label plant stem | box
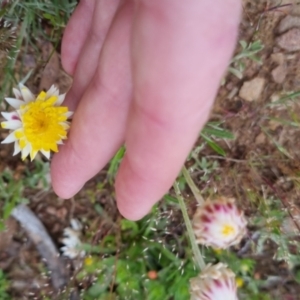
[182,166,205,205]
[173,181,205,270]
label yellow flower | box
[1,84,72,160]
[192,197,247,249]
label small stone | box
[278,15,300,33]
[286,53,297,60]
[270,53,285,65]
[271,65,287,84]
[57,207,68,219]
[46,206,57,215]
[255,132,266,145]
[276,28,300,52]
[268,120,281,131]
[271,93,280,102]
[290,3,300,16]
[239,77,265,102]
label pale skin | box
[51,0,241,220]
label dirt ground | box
[1,0,300,299]
[212,1,300,215]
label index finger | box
[115,0,241,220]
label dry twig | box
[11,204,68,291]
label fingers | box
[115,0,241,220]
[61,0,96,75]
[51,1,135,199]
[64,0,121,110]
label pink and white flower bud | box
[192,197,247,249]
[190,263,238,300]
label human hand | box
[51,0,241,220]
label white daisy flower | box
[1,83,72,160]
[61,219,85,259]
[192,197,247,249]
[190,263,238,300]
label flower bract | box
[192,197,247,249]
[1,84,72,160]
[190,263,238,300]
[61,219,85,259]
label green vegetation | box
[0,270,10,300]
[78,205,197,300]
[1,1,300,299]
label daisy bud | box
[192,197,247,249]
[190,263,238,300]
[61,219,85,259]
[1,84,73,161]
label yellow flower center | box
[17,91,68,153]
[84,257,94,266]
[221,224,236,237]
[236,277,244,288]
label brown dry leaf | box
[39,42,60,91]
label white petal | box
[55,93,65,106]
[13,88,22,100]
[18,83,35,103]
[46,85,59,98]
[5,97,24,109]
[41,149,50,159]
[70,219,82,231]
[13,141,21,155]
[1,111,20,121]
[61,247,78,259]
[65,111,73,118]
[60,122,70,129]
[21,143,31,160]
[63,228,78,239]
[1,120,22,130]
[62,232,81,247]
[62,238,77,249]
[2,131,18,144]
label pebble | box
[276,28,300,51]
[239,77,265,102]
[255,132,266,145]
[45,206,57,215]
[271,93,280,102]
[270,53,285,65]
[268,120,281,131]
[271,65,287,84]
[278,15,300,33]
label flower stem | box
[182,166,204,205]
[173,181,206,270]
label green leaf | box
[228,67,243,79]
[145,281,167,300]
[107,146,126,178]
[202,127,234,139]
[239,40,247,49]
[121,219,139,235]
[201,133,226,156]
